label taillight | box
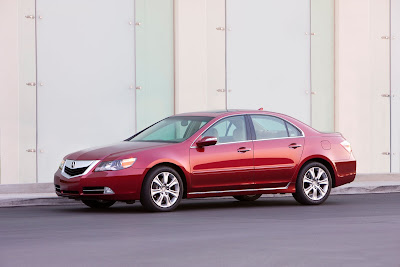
[340,140,352,153]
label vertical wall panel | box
[0,0,19,184]
[335,0,390,173]
[174,0,226,113]
[226,0,311,124]
[311,0,335,132]
[18,0,37,183]
[36,0,135,182]
[135,0,174,130]
[391,0,400,172]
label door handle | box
[237,147,251,153]
[288,143,302,149]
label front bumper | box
[54,167,145,201]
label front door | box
[189,116,253,192]
[250,115,304,188]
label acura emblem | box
[71,161,76,168]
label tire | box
[292,161,332,205]
[233,194,262,201]
[81,199,116,209]
[140,166,184,212]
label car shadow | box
[57,196,342,214]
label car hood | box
[66,141,174,161]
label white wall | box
[0,0,20,184]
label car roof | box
[173,109,286,118]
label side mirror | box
[196,136,218,147]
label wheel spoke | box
[153,177,163,187]
[312,188,318,200]
[316,168,324,180]
[168,189,179,198]
[317,185,326,195]
[304,177,314,184]
[155,194,163,206]
[165,194,171,206]
[151,189,162,196]
[304,185,313,195]
[319,178,329,185]
[162,172,169,184]
[168,177,178,187]
[308,168,316,179]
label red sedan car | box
[54,110,356,212]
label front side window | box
[129,116,213,143]
[201,116,247,144]
[250,115,301,140]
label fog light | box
[104,187,115,195]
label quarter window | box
[202,116,247,144]
[286,122,302,137]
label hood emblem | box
[71,161,76,168]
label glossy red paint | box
[54,110,356,202]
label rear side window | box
[250,115,302,140]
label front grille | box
[83,187,105,195]
[64,166,88,177]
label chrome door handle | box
[288,144,302,149]
[237,147,251,153]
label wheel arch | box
[296,156,337,187]
[142,162,188,198]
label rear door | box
[189,115,254,192]
[250,115,304,188]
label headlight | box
[94,158,136,172]
[59,159,66,170]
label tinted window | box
[130,116,213,143]
[202,116,247,144]
[286,122,302,137]
[250,115,288,140]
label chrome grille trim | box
[61,160,100,179]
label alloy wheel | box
[302,167,329,201]
[151,172,180,208]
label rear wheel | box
[81,199,116,209]
[292,162,332,205]
[233,194,262,201]
[140,166,183,212]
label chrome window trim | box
[190,139,252,149]
[188,183,290,195]
[252,136,305,142]
[190,113,305,148]
[61,160,101,179]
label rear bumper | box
[334,159,357,187]
[54,168,145,201]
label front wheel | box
[140,166,184,212]
[81,199,116,209]
[292,162,332,205]
[233,194,262,201]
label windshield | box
[129,116,213,143]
